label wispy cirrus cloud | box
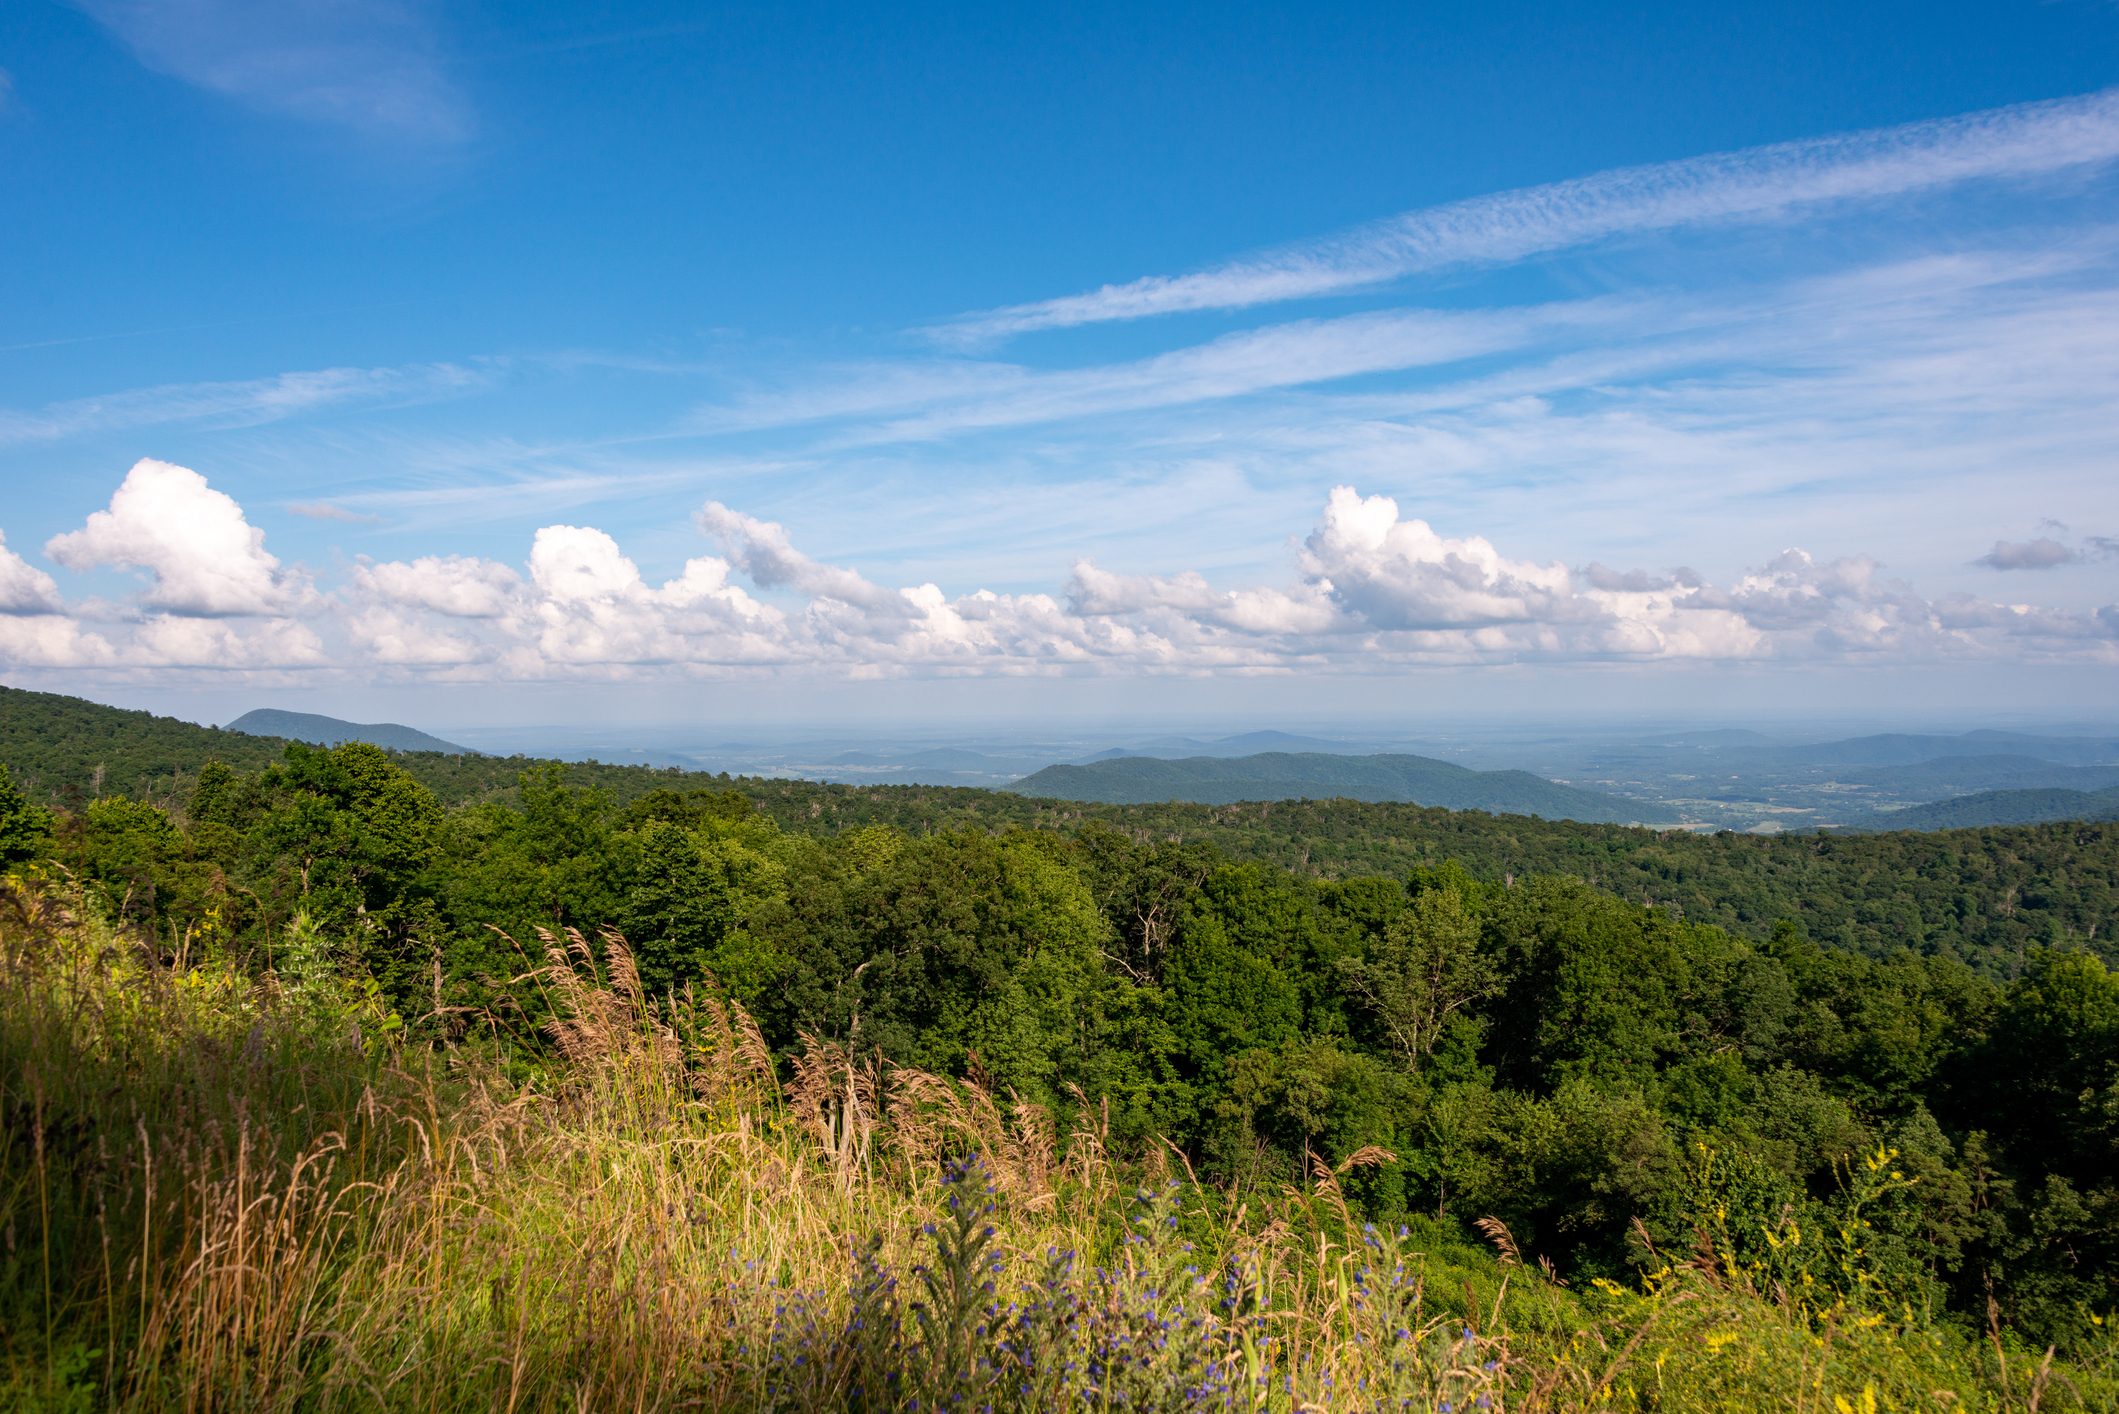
[699,299,1637,446]
[176,238,2109,611]
[285,501,383,525]
[75,0,471,143]
[0,360,494,447]
[931,87,2119,346]
[688,241,2119,499]
[1104,274,2119,585]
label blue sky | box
[3,0,2118,728]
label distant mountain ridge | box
[225,709,468,756]
[1732,730,2119,770]
[1013,751,1678,825]
[1858,785,2119,831]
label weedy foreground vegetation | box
[0,876,2112,1412]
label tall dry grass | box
[2,874,2112,1411]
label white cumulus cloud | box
[5,466,2115,682]
[697,502,910,620]
[354,555,521,618]
[345,607,490,666]
[1298,487,1583,632]
[131,615,325,669]
[0,614,118,668]
[45,459,306,616]
[0,531,62,615]
[1978,537,2078,570]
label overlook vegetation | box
[3,691,2119,1406]
[7,874,2110,1412]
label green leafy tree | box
[1162,906,1302,1077]
[236,743,447,1001]
[619,816,786,999]
[0,762,52,866]
[1338,884,1498,1074]
[78,795,188,934]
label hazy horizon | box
[42,679,2119,748]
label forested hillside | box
[1868,785,2119,831]
[0,684,290,800]
[1013,749,1678,823]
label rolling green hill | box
[1014,750,1678,824]
[226,707,468,755]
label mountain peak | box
[225,709,468,756]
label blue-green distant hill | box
[1859,785,2119,831]
[1013,751,1677,825]
[225,709,468,756]
[1837,754,2119,797]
